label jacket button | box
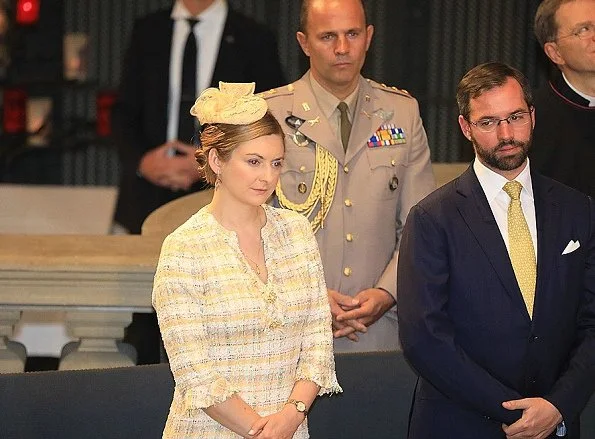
[343,165,349,173]
[346,233,353,242]
[344,199,352,207]
[343,267,352,277]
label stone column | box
[0,310,26,372]
[59,311,136,370]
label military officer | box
[264,0,435,352]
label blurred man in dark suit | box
[113,0,285,364]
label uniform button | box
[343,165,349,173]
[343,267,352,276]
[299,165,306,173]
[391,159,396,166]
[344,199,352,207]
[346,233,353,242]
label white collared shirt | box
[167,0,227,141]
[473,158,538,257]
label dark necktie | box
[338,102,351,152]
[178,18,199,143]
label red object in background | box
[3,88,28,134]
[16,0,41,25]
[96,90,117,137]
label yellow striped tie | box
[503,181,536,318]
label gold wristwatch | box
[285,399,308,415]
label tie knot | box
[187,18,199,29]
[503,180,523,201]
[337,101,349,116]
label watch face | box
[296,401,306,412]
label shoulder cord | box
[275,144,338,233]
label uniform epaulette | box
[365,78,412,99]
[257,83,296,99]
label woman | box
[152,82,341,439]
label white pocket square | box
[562,240,580,255]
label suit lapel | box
[455,167,531,321]
[210,10,236,86]
[345,78,386,164]
[532,173,560,320]
[291,74,344,164]
[153,12,174,141]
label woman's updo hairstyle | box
[190,82,284,186]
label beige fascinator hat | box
[190,82,268,126]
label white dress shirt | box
[473,158,537,258]
[167,0,227,141]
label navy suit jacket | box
[397,165,595,439]
[112,8,286,233]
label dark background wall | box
[1,0,547,186]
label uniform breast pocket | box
[366,147,408,200]
[278,148,316,204]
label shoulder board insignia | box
[261,84,295,100]
[366,78,413,99]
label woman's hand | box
[247,405,304,439]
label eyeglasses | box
[468,110,533,133]
[557,23,595,41]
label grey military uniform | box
[265,72,435,352]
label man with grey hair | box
[530,0,595,198]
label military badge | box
[367,124,407,148]
[285,116,310,147]
[292,131,309,147]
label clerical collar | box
[562,73,595,107]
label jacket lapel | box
[291,74,344,164]
[532,172,560,321]
[152,12,174,141]
[211,10,236,86]
[455,167,531,321]
[345,77,386,164]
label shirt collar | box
[473,157,534,202]
[308,74,359,121]
[171,0,226,21]
[562,72,595,107]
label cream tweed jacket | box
[153,204,341,438]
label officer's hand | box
[327,289,366,341]
[335,288,395,328]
